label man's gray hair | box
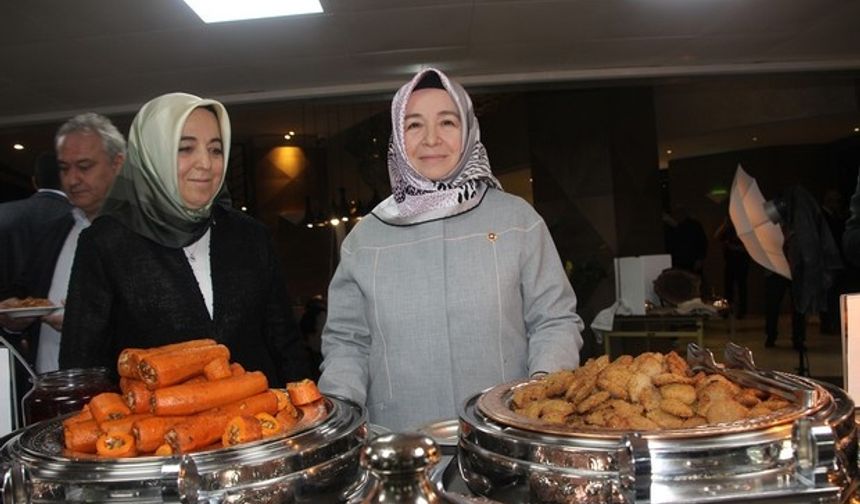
[55,112,126,160]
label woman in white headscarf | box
[319,69,584,431]
[60,93,311,385]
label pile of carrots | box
[62,339,325,458]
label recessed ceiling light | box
[182,0,323,24]
[288,131,295,136]
[666,149,673,155]
[854,127,859,133]
[284,134,291,140]
[752,136,758,142]
[13,143,24,150]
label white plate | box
[0,306,61,318]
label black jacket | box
[0,191,72,298]
[59,205,312,386]
[845,173,860,268]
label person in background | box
[318,68,584,432]
[59,93,311,386]
[846,173,860,266]
[0,113,125,373]
[663,204,708,287]
[0,152,72,300]
[820,189,847,334]
[714,216,750,319]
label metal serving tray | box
[1,395,367,503]
[457,373,857,503]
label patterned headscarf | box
[100,92,231,247]
[372,68,502,225]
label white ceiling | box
[3,0,860,128]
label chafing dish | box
[1,395,366,503]
[457,363,857,503]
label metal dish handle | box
[1,461,30,504]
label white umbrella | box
[729,165,792,279]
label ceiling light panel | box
[183,0,323,23]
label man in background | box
[0,153,71,300]
[0,112,125,373]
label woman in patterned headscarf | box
[60,93,311,385]
[319,69,584,431]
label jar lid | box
[30,367,112,388]
[361,432,440,474]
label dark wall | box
[526,87,663,358]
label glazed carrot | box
[62,407,93,428]
[255,412,281,437]
[89,393,131,424]
[64,420,102,453]
[230,363,245,377]
[99,414,152,435]
[203,358,231,381]
[132,415,189,453]
[139,344,230,389]
[271,389,293,412]
[123,379,153,414]
[286,379,323,406]
[96,432,137,458]
[166,391,278,453]
[117,348,147,379]
[154,444,173,456]
[276,408,299,433]
[151,371,268,416]
[118,339,218,379]
[297,400,328,426]
[222,415,263,447]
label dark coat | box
[781,186,842,314]
[59,205,312,386]
[0,190,72,298]
[3,213,75,365]
[845,173,860,267]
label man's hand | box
[42,311,63,332]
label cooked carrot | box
[64,420,102,453]
[255,412,281,437]
[297,400,328,426]
[222,415,263,447]
[139,344,230,389]
[117,348,146,379]
[203,358,231,381]
[122,379,153,414]
[119,340,218,379]
[99,414,151,435]
[271,389,293,412]
[154,444,173,456]
[62,407,93,428]
[132,415,188,453]
[166,391,278,453]
[89,393,131,424]
[96,432,137,458]
[286,379,323,406]
[230,362,245,376]
[151,371,268,416]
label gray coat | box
[319,189,584,431]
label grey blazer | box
[319,189,583,431]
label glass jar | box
[22,367,116,425]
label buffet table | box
[603,315,704,358]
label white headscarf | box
[372,68,501,225]
[101,92,231,247]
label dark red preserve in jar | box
[22,367,116,425]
